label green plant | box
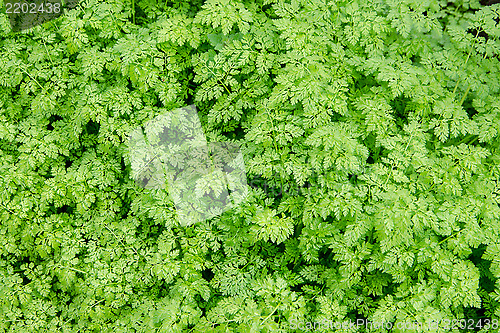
[1,0,500,332]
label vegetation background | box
[1,0,500,332]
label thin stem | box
[89,299,105,308]
[104,223,138,255]
[384,101,427,188]
[452,29,480,97]
[259,301,281,327]
[458,52,487,106]
[467,136,478,146]
[42,39,53,65]
[383,123,415,188]
[0,202,21,219]
[457,134,474,145]
[438,230,462,245]
[458,83,471,106]
[19,67,44,90]
[203,62,232,94]
[264,105,284,192]
[60,265,87,275]
[133,149,163,181]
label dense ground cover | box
[1,0,500,332]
